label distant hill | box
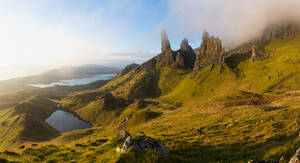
[0,65,120,94]
[2,23,300,162]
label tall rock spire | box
[176,38,196,68]
[180,38,189,51]
[193,30,225,72]
[161,29,171,53]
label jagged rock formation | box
[116,131,170,154]
[260,22,300,44]
[251,45,271,62]
[119,63,139,76]
[161,29,171,53]
[193,30,225,72]
[228,21,300,56]
[289,148,300,163]
[148,30,196,69]
[176,38,196,68]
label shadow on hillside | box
[170,132,300,162]
[225,52,252,78]
[127,69,161,100]
[264,72,300,93]
[260,106,288,111]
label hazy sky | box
[0,0,170,67]
[0,0,300,68]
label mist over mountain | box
[2,1,300,163]
[168,0,300,47]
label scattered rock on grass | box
[118,130,130,139]
[248,159,278,163]
[289,148,300,163]
[116,131,170,154]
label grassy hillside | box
[2,34,300,162]
[0,65,119,94]
[0,96,59,149]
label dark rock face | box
[99,93,116,108]
[193,30,225,72]
[228,21,300,56]
[261,22,300,44]
[157,35,196,69]
[176,38,196,68]
[119,63,139,76]
[116,131,170,154]
[161,29,171,53]
[251,45,271,62]
[156,50,176,67]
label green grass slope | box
[2,34,300,162]
[0,96,59,149]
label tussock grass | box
[2,34,300,162]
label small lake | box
[45,110,92,133]
[31,73,116,88]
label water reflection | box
[45,110,91,132]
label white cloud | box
[167,0,300,47]
[0,0,145,68]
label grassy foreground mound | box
[0,95,59,149]
[2,34,300,162]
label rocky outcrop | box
[118,113,132,128]
[118,130,130,139]
[137,30,196,70]
[289,148,300,163]
[175,38,196,68]
[119,63,139,76]
[161,29,171,53]
[157,32,196,69]
[251,45,271,62]
[193,30,225,72]
[261,22,300,44]
[156,50,176,67]
[228,21,300,56]
[116,131,170,154]
[99,93,116,109]
[248,159,278,163]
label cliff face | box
[122,30,224,76]
[228,21,300,56]
[175,39,196,69]
[161,29,171,53]
[260,22,300,44]
[251,45,271,62]
[193,31,225,72]
[156,31,196,69]
[119,63,139,76]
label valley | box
[0,65,119,94]
[1,22,300,162]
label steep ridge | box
[62,30,223,126]
[3,25,300,162]
[194,30,225,72]
[0,96,59,149]
[52,28,300,162]
[228,21,300,56]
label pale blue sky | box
[0,0,296,68]
[0,0,207,67]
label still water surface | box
[45,110,92,132]
[31,73,116,88]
